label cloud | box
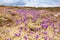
[0,0,25,6]
[24,0,60,7]
[0,0,60,7]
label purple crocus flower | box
[29,10,37,14]
[16,20,20,25]
[16,10,28,15]
[32,17,37,22]
[29,31,34,34]
[58,24,60,27]
[35,28,40,31]
[24,36,28,40]
[20,26,23,29]
[15,33,20,37]
[58,29,60,32]
[50,23,54,27]
[24,27,29,31]
[6,38,11,40]
[35,34,39,39]
[23,17,28,23]
[41,23,48,28]
[44,36,48,40]
[43,31,47,34]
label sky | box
[0,0,60,7]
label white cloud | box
[1,0,18,4]
[0,0,60,7]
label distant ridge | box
[0,5,60,12]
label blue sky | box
[0,0,60,7]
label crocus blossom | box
[15,33,20,37]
